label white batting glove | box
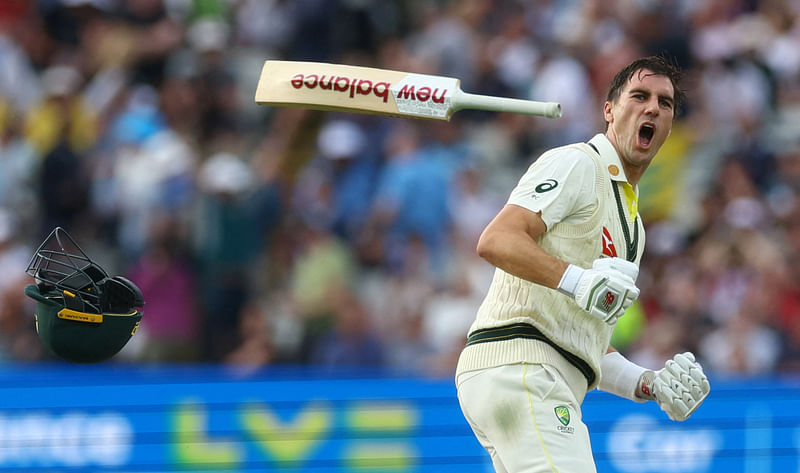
[592,257,639,281]
[557,257,640,324]
[637,352,711,421]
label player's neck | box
[604,131,647,187]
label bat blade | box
[254,61,561,120]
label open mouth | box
[638,123,655,148]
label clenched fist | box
[638,352,711,421]
[558,257,640,324]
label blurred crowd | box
[0,0,799,378]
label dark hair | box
[605,55,685,114]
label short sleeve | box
[507,147,597,229]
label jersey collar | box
[588,133,630,184]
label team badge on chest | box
[602,227,618,257]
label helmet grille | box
[26,228,108,313]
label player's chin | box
[631,147,655,164]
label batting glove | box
[592,257,639,281]
[637,352,711,421]
[557,257,640,324]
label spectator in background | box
[0,99,39,218]
[194,151,282,360]
[109,122,196,259]
[25,65,96,157]
[286,216,357,363]
[777,210,800,371]
[368,121,457,282]
[0,209,41,362]
[527,50,597,148]
[700,309,781,375]
[186,16,244,147]
[0,16,42,115]
[628,316,685,370]
[224,298,275,369]
[126,215,199,362]
[32,65,94,234]
[309,287,384,368]
[292,119,379,243]
[779,302,800,372]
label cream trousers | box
[457,363,597,473]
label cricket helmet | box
[24,227,144,363]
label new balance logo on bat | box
[290,73,449,104]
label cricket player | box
[456,56,710,473]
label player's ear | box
[603,101,614,124]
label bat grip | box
[454,91,562,118]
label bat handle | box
[453,91,562,118]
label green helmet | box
[24,227,144,363]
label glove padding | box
[592,257,639,281]
[640,352,711,421]
[558,257,640,325]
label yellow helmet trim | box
[57,308,104,324]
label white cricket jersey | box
[456,134,646,392]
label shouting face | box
[604,68,675,185]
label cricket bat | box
[255,60,562,120]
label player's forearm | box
[477,229,568,289]
[598,351,650,402]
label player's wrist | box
[635,370,656,400]
[598,351,649,402]
[557,264,584,297]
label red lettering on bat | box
[304,74,319,88]
[319,76,334,90]
[397,84,416,100]
[356,80,373,96]
[373,82,389,102]
[397,84,447,103]
[290,73,425,104]
[334,77,350,92]
[291,74,304,89]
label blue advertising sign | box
[0,365,797,472]
[587,377,800,473]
